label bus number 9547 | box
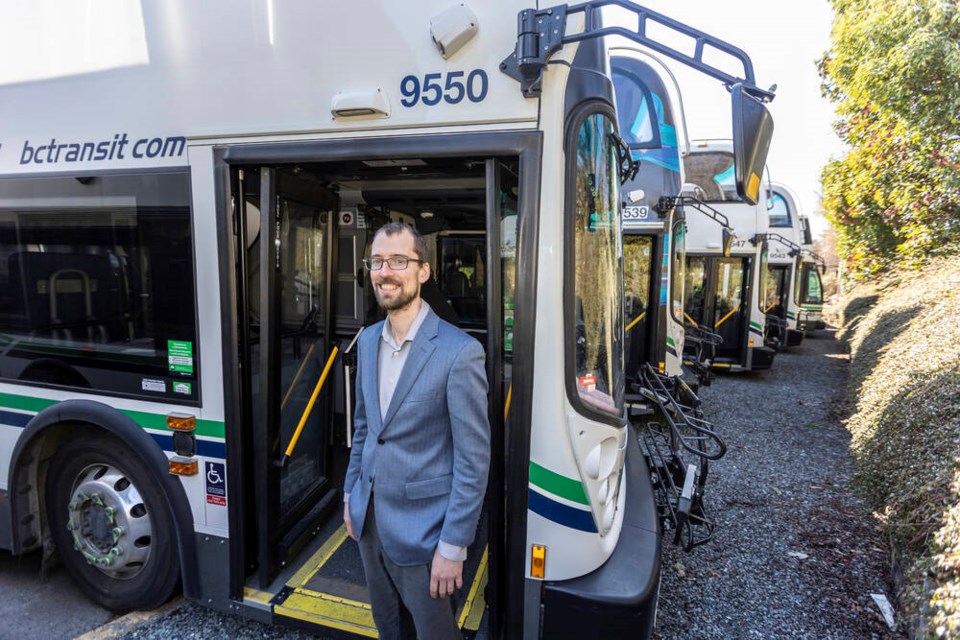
[400,69,488,107]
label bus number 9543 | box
[400,69,488,107]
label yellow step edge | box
[459,547,489,631]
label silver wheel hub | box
[66,463,153,579]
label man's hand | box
[430,548,463,599]
[344,503,356,540]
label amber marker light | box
[167,413,196,432]
[531,544,546,579]
[168,456,198,476]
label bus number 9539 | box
[400,69,488,107]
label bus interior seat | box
[443,267,471,297]
[8,252,122,342]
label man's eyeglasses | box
[362,256,425,271]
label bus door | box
[235,166,341,587]
[227,151,520,637]
[623,232,657,381]
[763,264,790,346]
[686,255,750,364]
[711,257,750,362]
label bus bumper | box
[749,346,776,370]
[786,329,804,347]
[540,434,661,639]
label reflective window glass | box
[572,113,624,416]
[0,171,198,401]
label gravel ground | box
[652,329,903,639]
[116,329,899,640]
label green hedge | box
[839,255,960,637]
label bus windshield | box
[683,151,741,203]
[572,112,624,417]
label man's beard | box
[374,278,419,312]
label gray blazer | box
[344,307,490,566]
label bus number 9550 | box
[400,70,488,107]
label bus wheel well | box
[9,419,82,555]
[44,428,181,611]
[10,401,198,606]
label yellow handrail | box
[280,345,339,464]
[625,311,647,332]
[280,342,316,410]
[684,312,699,328]
[714,305,741,329]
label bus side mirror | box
[722,228,734,257]
[731,84,774,206]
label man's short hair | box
[374,222,427,262]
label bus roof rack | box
[756,232,803,256]
[657,195,732,231]
[500,0,776,102]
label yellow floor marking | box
[276,590,377,637]
[243,587,274,605]
[276,606,378,638]
[458,547,489,630]
[286,524,349,588]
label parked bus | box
[0,2,771,637]
[682,140,777,372]
[609,47,752,550]
[760,182,808,348]
[797,216,827,332]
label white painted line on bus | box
[75,597,184,640]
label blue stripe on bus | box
[150,433,226,459]
[528,488,598,533]
[0,413,225,459]
[0,410,31,429]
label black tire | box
[45,432,180,612]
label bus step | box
[274,516,490,637]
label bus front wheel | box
[45,434,180,612]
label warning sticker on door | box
[205,461,227,506]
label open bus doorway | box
[684,255,752,365]
[228,153,518,636]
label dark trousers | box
[357,498,461,640]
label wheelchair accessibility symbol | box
[205,461,227,506]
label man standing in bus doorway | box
[343,222,490,640]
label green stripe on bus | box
[529,462,589,505]
[0,392,56,413]
[750,321,763,330]
[0,392,224,439]
[120,409,225,439]
[666,336,676,348]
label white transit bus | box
[0,2,771,637]
[761,182,807,348]
[797,216,827,333]
[681,139,777,372]
[609,46,760,550]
